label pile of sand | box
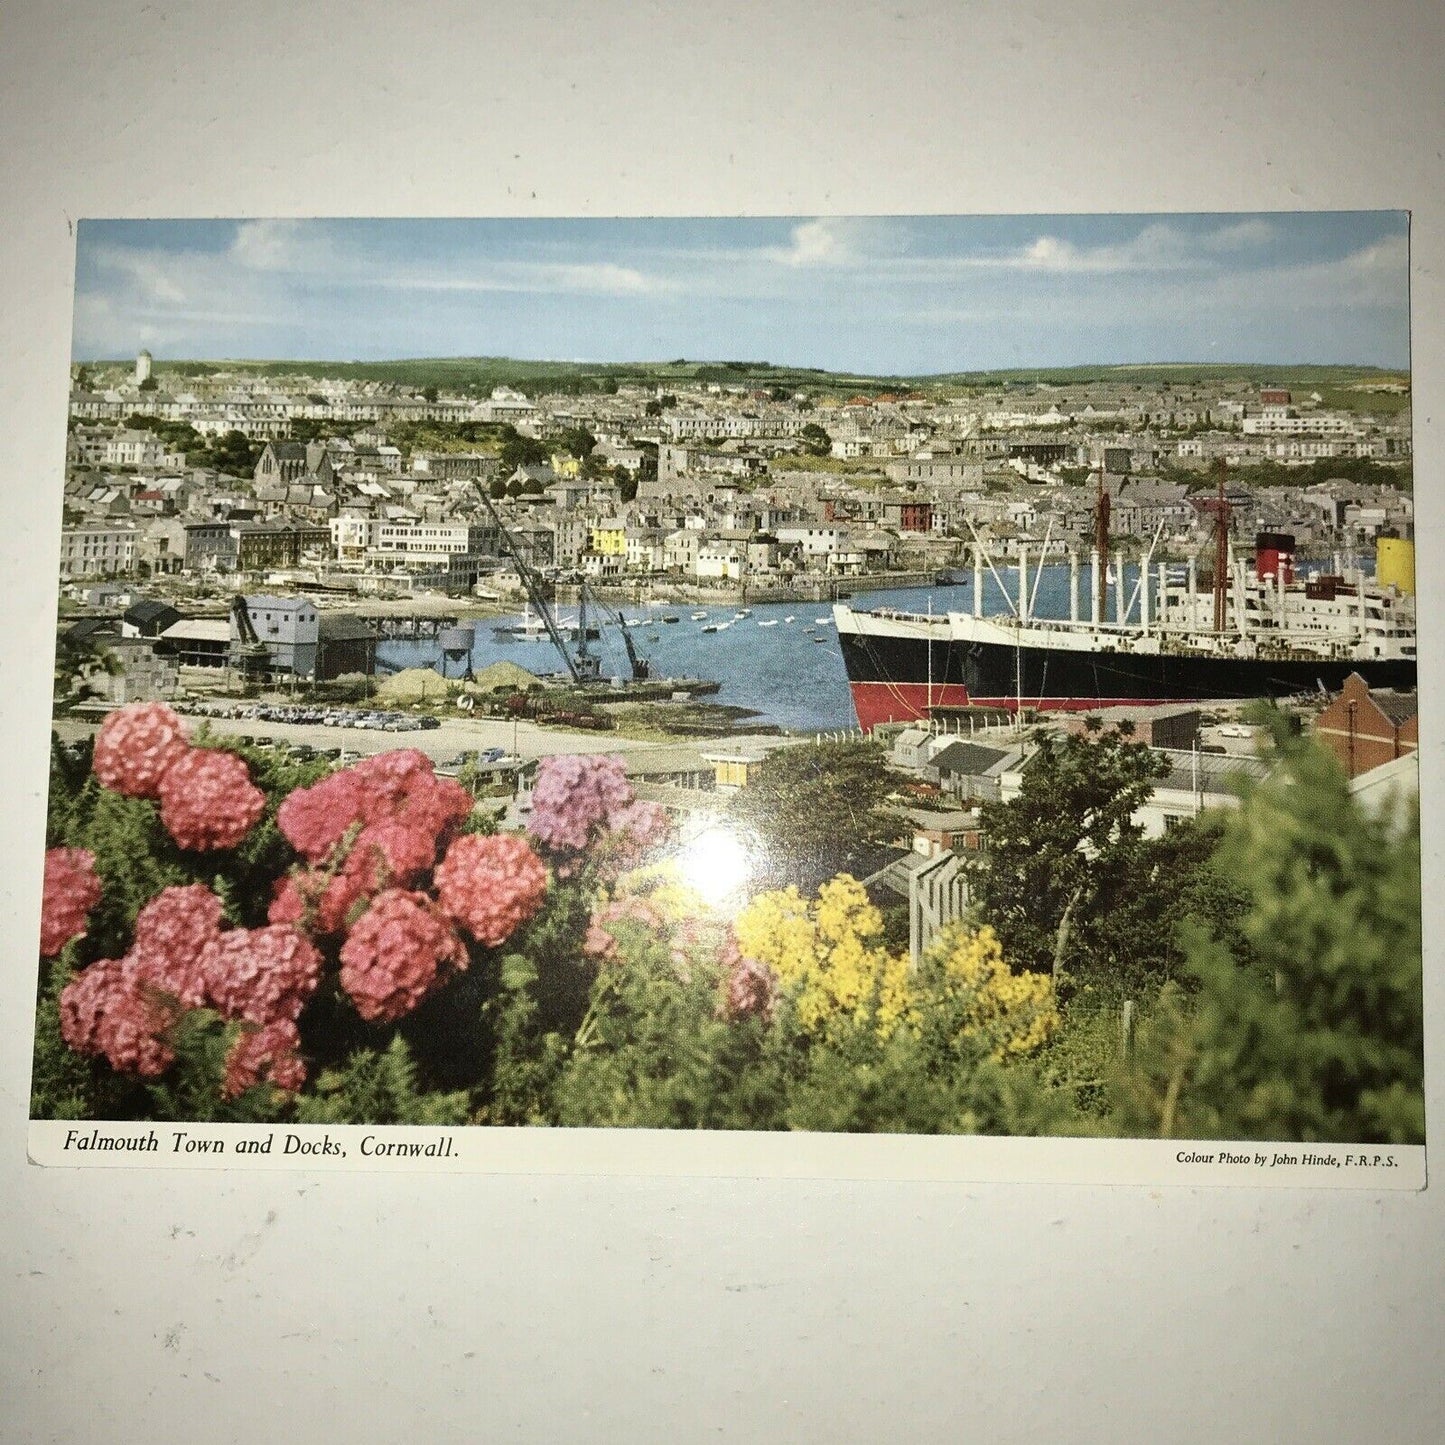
[470,660,542,695]
[374,667,453,704]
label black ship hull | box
[837,626,1417,731]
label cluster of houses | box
[58,358,1414,598]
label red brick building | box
[1312,672,1418,778]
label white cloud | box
[1202,217,1278,251]
[229,219,338,273]
[777,218,850,267]
[383,260,659,297]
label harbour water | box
[376,564,1160,731]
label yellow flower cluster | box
[735,877,1058,1059]
[735,875,911,1037]
[930,923,1060,1059]
[609,859,707,927]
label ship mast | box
[1212,458,1228,634]
[1094,457,1110,625]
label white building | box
[58,524,140,578]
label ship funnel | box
[1255,532,1294,584]
[1376,535,1415,595]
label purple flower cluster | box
[526,754,672,879]
[526,753,635,854]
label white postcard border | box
[29,1120,1426,1189]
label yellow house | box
[590,519,628,556]
[550,453,583,478]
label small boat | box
[662,615,680,624]
[735,609,752,619]
[814,617,831,626]
[757,618,779,628]
[715,621,731,631]
[647,633,661,642]
[783,615,795,623]
[812,637,827,644]
[691,610,708,621]
[701,624,719,634]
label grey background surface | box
[2,2,1442,1439]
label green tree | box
[970,725,1172,980]
[498,435,549,471]
[800,422,831,457]
[558,426,597,460]
[204,429,261,477]
[729,739,900,892]
[1111,727,1423,1144]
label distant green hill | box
[117,354,1408,402]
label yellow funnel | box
[1376,536,1415,595]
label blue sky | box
[72,213,1410,372]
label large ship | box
[834,521,1417,732]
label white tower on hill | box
[135,349,153,386]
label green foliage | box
[207,428,262,476]
[971,726,1178,981]
[729,739,901,892]
[557,426,597,460]
[482,951,572,1124]
[124,415,260,474]
[781,998,1081,1137]
[1158,454,1410,494]
[387,418,509,454]
[1111,729,1423,1143]
[499,435,550,471]
[294,1037,471,1126]
[31,955,100,1119]
[45,744,192,961]
[553,955,778,1130]
[800,422,831,456]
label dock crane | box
[476,484,635,685]
[475,483,597,683]
[229,594,271,681]
[578,579,651,682]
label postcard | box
[27,215,1423,1186]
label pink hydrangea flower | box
[40,847,102,957]
[527,753,634,855]
[222,1019,306,1099]
[434,832,548,947]
[268,814,434,940]
[593,798,673,880]
[276,769,365,861]
[350,818,440,889]
[91,702,190,799]
[199,924,322,1025]
[722,952,777,1025]
[277,750,471,868]
[339,888,468,1023]
[59,957,177,1078]
[129,883,225,1007]
[157,748,267,852]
